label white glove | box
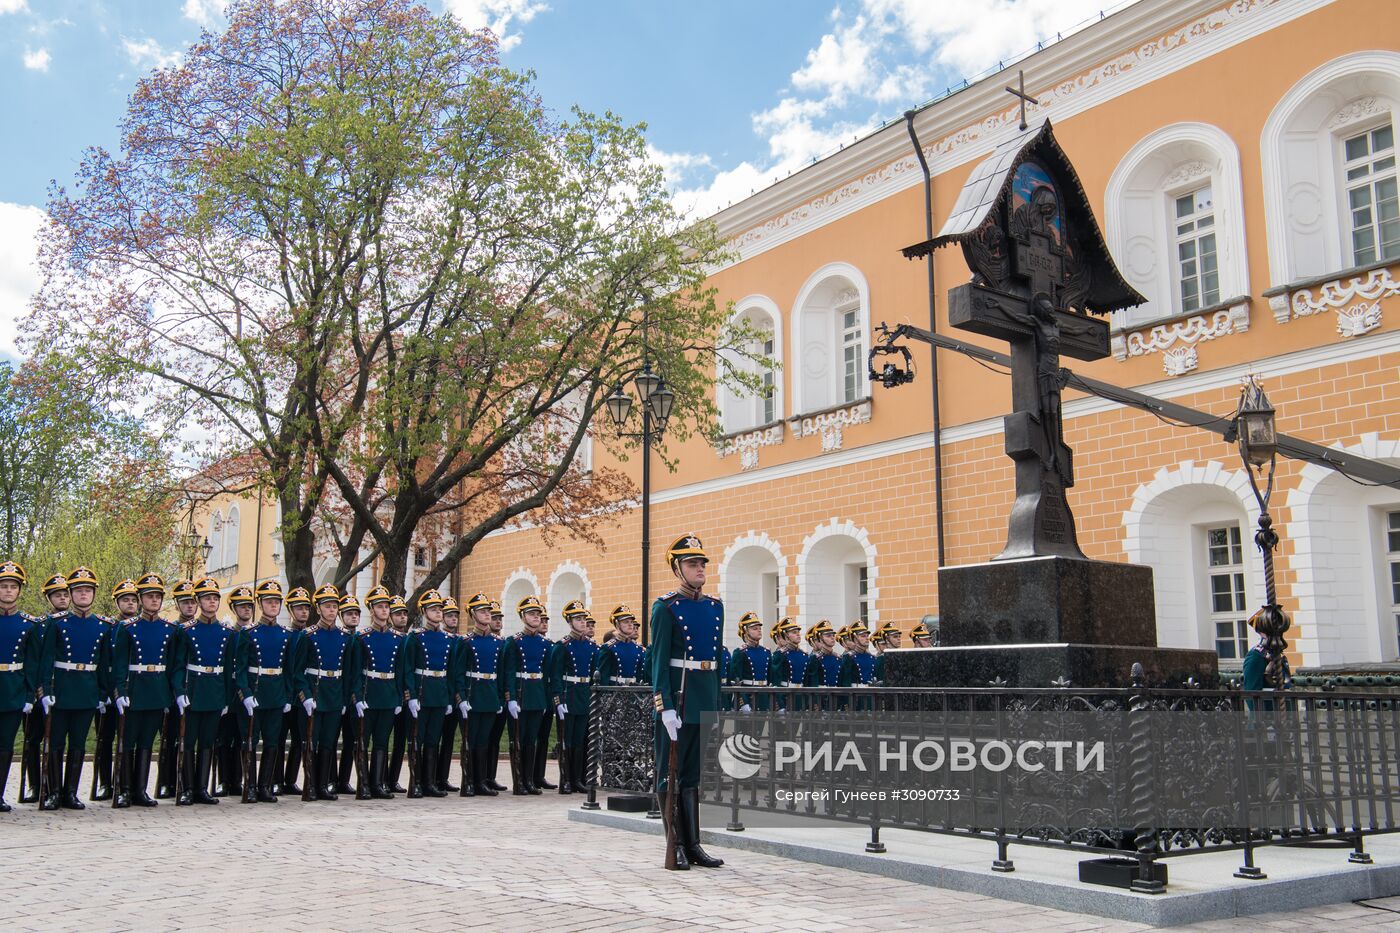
[507,699,520,719]
[176,695,190,713]
[41,695,56,714]
[282,703,291,713]
[116,696,130,714]
[661,708,680,741]
[303,698,316,715]
[22,702,33,714]
[97,700,107,713]
[341,706,346,715]
[408,698,421,718]
[243,696,257,716]
[221,706,228,715]
[356,701,368,718]
[394,705,402,715]
[458,701,470,718]
[740,703,752,713]
[556,703,568,718]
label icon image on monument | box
[883,120,1219,690]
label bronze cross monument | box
[902,120,1145,561]
[1004,70,1038,131]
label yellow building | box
[457,0,1400,670]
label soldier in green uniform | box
[533,610,559,792]
[293,585,355,800]
[111,574,189,808]
[232,580,293,803]
[461,593,502,797]
[403,589,455,797]
[357,586,405,798]
[333,593,365,797]
[37,566,109,810]
[20,573,67,804]
[650,534,725,870]
[593,605,646,687]
[838,621,877,687]
[910,621,934,648]
[871,623,902,683]
[727,611,771,713]
[213,585,255,798]
[387,593,412,793]
[548,602,597,794]
[485,601,509,792]
[0,562,40,813]
[436,596,466,794]
[92,578,138,801]
[175,577,234,805]
[276,585,313,796]
[156,579,198,799]
[500,595,550,795]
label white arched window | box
[719,296,783,435]
[796,519,878,631]
[206,509,224,573]
[718,533,787,649]
[790,263,871,415]
[500,570,539,639]
[1105,123,1249,328]
[1262,51,1400,285]
[546,561,589,630]
[223,504,241,572]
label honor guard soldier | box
[484,601,509,791]
[403,589,456,797]
[155,579,198,799]
[111,574,189,808]
[213,585,255,798]
[651,534,725,870]
[276,585,314,796]
[37,566,110,810]
[532,610,558,792]
[0,562,40,812]
[357,586,405,798]
[594,606,645,686]
[293,585,355,800]
[20,573,67,804]
[462,593,502,796]
[728,611,771,713]
[910,621,935,648]
[548,602,597,794]
[333,593,366,797]
[803,621,843,687]
[436,596,467,794]
[838,621,877,686]
[386,593,412,793]
[233,580,293,803]
[766,619,808,713]
[93,578,139,801]
[175,577,234,805]
[872,624,902,682]
[500,595,550,795]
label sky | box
[0,0,1132,361]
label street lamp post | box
[606,364,675,645]
[1234,375,1288,689]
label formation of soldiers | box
[0,548,930,827]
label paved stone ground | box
[3,762,1400,931]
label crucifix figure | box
[1005,70,1038,131]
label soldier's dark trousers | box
[310,709,343,799]
[336,712,357,793]
[213,709,239,796]
[91,706,117,800]
[181,710,220,804]
[124,709,163,805]
[510,711,543,793]
[19,706,44,802]
[534,709,555,789]
[389,706,410,790]
[364,708,394,798]
[487,712,507,785]
[563,712,589,789]
[654,720,709,791]
[237,706,284,801]
[49,708,95,807]
[0,709,21,809]
[438,709,460,790]
[416,709,447,796]
[278,705,303,792]
[155,706,179,797]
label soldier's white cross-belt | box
[562,675,588,684]
[517,672,544,680]
[129,664,166,673]
[187,664,223,675]
[415,668,447,678]
[364,671,395,680]
[613,676,638,684]
[735,679,765,686]
[0,662,24,672]
[250,666,282,676]
[306,668,341,679]
[467,672,496,680]
[669,659,716,671]
[55,661,96,672]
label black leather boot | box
[472,748,497,796]
[521,745,541,795]
[0,757,10,812]
[19,717,40,803]
[557,746,573,794]
[39,745,61,811]
[437,737,459,793]
[389,731,407,794]
[133,748,158,807]
[155,714,177,798]
[534,741,556,790]
[424,748,446,798]
[458,745,475,798]
[371,749,392,799]
[573,741,589,793]
[193,751,218,804]
[278,737,300,796]
[406,745,424,799]
[337,739,356,796]
[62,748,86,810]
[317,747,338,800]
[257,749,279,803]
[112,749,133,809]
[680,787,724,867]
[92,736,112,801]
[664,794,689,871]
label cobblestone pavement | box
[3,763,1399,931]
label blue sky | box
[0,0,1128,357]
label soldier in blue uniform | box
[500,595,550,795]
[275,585,313,796]
[650,533,726,870]
[37,566,109,810]
[175,576,233,805]
[435,596,467,794]
[766,618,807,687]
[532,610,559,792]
[20,573,67,804]
[386,593,412,793]
[213,585,255,798]
[333,593,367,797]
[727,611,771,713]
[293,584,355,800]
[92,578,138,801]
[462,592,502,797]
[838,621,877,687]
[803,621,843,688]
[871,623,901,683]
[485,600,510,792]
[548,601,597,794]
[233,579,293,803]
[111,574,189,808]
[0,561,40,812]
[594,605,646,686]
[403,589,456,798]
[910,621,934,648]
[355,586,404,798]
[154,578,198,799]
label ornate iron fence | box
[586,681,1400,888]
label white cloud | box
[790,14,877,101]
[0,0,29,15]
[22,47,49,71]
[181,0,227,28]
[0,203,45,359]
[122,36,182,70]
[444,0,548,52]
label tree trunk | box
[378,541,411,598]
[278,488,317,590]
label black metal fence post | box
[581,687,601,811]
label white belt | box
[365,671,395,680]
[415,668,446,678]
[517,672,543,680]
[563,675,588,684]
[669,659,718,671]
[614,676,638,685]
[306,668,341,679]
[0,662,24,672]
[736,679,766,687]
[251,667,282,676]
[187,664,223,675]
[130,664,165,673]
[55,661,97,672]
[468,672,496,680]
